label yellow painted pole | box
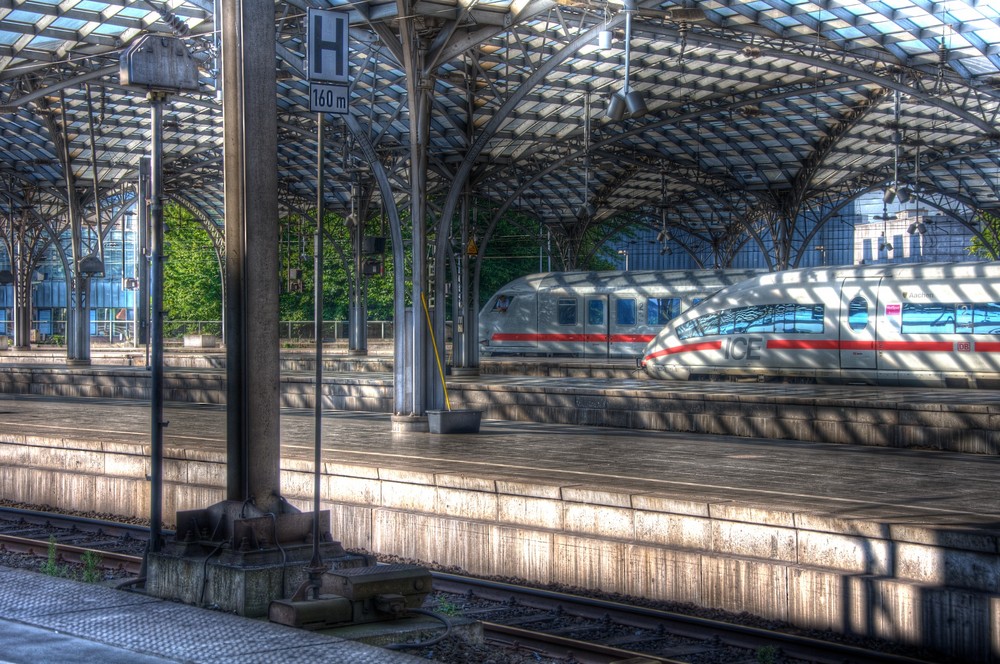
[420,291,451,411]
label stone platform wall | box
[0,432,996,661]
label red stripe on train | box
[643,341,724,361]
[491,333,655,343]
[876,340,954,351]
[766,339,843,350]
[975,342,1000,353]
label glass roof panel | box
[52,18,89,31]
[5,10,41,24]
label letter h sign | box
[307,9,349,83]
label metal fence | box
[5,320,395,345]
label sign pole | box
[308,112,327,590]
[304,6,349,592]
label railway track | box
[0,507,939,663]
[422,573,937,664]
[0,506,148,576]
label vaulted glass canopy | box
[1,0,998,271]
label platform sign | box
[309,83,349,114]
[307,9,349,83]
[307,9,350,114]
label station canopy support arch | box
[1,0,999,411]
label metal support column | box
[137,158,150,348]
[222,0,281,512]
[148,91,166,552]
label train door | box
[584,296,609,358]
[839,279,881,379]
[609,295,641,358]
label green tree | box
[476,211,546,303]
[163,204,222,321]
[969,211,1000,260]
[277,212,410,322]
[473,208,618,306]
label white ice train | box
[641,262,1000,389]
[478,269,763,359]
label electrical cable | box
[385,608,453,650]
[198,541,227,606]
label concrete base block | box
[183,334,218,348]
[428,409,481,434]
[146,546,370,617]
[391,414,429,432]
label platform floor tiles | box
[0,567,424,664]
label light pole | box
[617,248,629,271]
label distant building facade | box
[853,208,972,265]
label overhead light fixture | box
[598,29,613,49]
[908,221,927,235]
[625,90,647,116]
[606,0,646,121]
[607,90,626,121]
[897,186,912,204]
[78,254,105,278]
[883,187,896,205]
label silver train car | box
[641,262,1000,388]
[479,269,763,359]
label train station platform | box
[0,353,997,454]
[0,393,997,660]
[0,566,424,663]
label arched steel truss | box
[1,1,999,349]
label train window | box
[617,299,636,326]
[648,298,680,325]
[956,304,973,332]
[742,305,775,333]
[901,303,954,334]
[973,302,1000,334]
[677,312,720,339]
[718,309,736,335]
[773,303,796,332]
[677,319,701,339]
[557,298,577,325]
[794,305,825,334]
[588,299,605,325]
[492,295,513,312]
[847,297,868,331]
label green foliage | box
[163,204,222,321]
[432,595,463,616]
[474,207,620,306]
[158,199,625,327]
[41,536,64,577]
[969,211,1000,260]
[81,550,103,583]
[756,645,780,664]
[277,213,409,322]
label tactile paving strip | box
[0,567,157,618]
[0,569,424,663]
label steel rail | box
[0,506,154,539]
[483,621,680,664]
[0,533,143,575]
[431,571,936,664]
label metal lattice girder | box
[0,0,998,263]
